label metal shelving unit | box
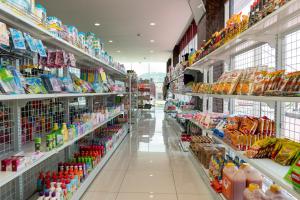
[0,2,130,200]
[169,1,300,199]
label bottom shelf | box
[71,124,129,200]
[188,149,225,200]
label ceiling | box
[37,0,192,64]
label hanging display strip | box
[0,111,124,188]
[0,92,128,101]
[0,3,126,77]
[188,0,300,71]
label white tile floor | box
[82,109,214,200]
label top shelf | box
[188,0,300,71]
[0,3,126,78]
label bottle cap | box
[248,183,259,192]
[270,184,281,193]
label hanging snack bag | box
[9,28,26,50]
[0,22,10,47]
[239,116,258,135]
[35,4,47,24]
[47,50,56,68]
[35,39,47,57]
[55,50,68,67]
[24,33,38,53]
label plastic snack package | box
[9,28,26,50]
[0,67,15,94]
[284,154,300,185]
[226,116,240,130]
[41,74,62,93]
[239,116,259,135]
[55,50,68,67]
[23,33,38,53]
[7,66,26,94]
[47,50,56,68]
[67,53,76,67]
[35,39,47,57]
[242,67,257,95]
[60,77,75,93]
[251,70,268,95]
[25,77,47,94]
[274,142,300,166]
[47,16,63,37]
[223,70,243,95]
[35,4,47,24]
[0,22,10,47]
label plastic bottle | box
[265,184,290,200]
[37,172,44,192]
[240,163,262,188]
[243,183,267,200]
[37,191,44,200]
[44,191,51,200]
[222,163,246,200]
[52,123,62,146]
[50,192,57,200]
[61,123,69,142]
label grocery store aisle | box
[82,109,214,200]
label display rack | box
[168,0,300,199]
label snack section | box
[167,0,300,199]
[0,1,131,200]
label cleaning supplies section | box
[165,0,300,200]
[0,1,129,200]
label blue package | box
[24,33,38,53]
[9,28,26,50]
[25,77,48,94]
[35,40,47,57]
[41,74,62,93]
[7,66,26,94]
[60,77,75,93]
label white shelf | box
[185,92,300,103]
[188,0,300,71]
[0,92,128,101]
[204,131,300,199]
[71,124,128,200]
[0,3,126,77]
[188,148,225,200]
[0,111,125,187]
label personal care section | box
[165,0,300,200]
[0,1,130,200]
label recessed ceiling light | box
[149,174,153,177]
[150,50,154,53]
[149,195,154,198]
[94,23,100,26]
[150,22,156,26]
[116,50,121,53]
[108,40,113,43]
[150,40,155,43]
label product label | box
[222,175,232,199]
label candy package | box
[7,66,26,94]
[0,22,10,47]
[24,33,38,53]
[9,28,26,50]
[239,116,259,135]
[0,67,15,94]
[41,74,62,93]
[35,40,47,57]
[274,142,300,166]
[25,77,47,94]
[55,50,68,67]
[60,77,75,93]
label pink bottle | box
[222,163,246,200]
[243,183,268,200]
[265,184,290,200]
[240,163,263,188]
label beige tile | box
[177,194,214,200]
[88,170,126,192]
[119,170,176,193]
[81,191,117,200]
[116,193,177,200]
[128,156,172,171]
[173,170,211,195]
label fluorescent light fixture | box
[108,40,113,43]
[94,23,100,26]
[150,40,155,43]
[149,22,156,26]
